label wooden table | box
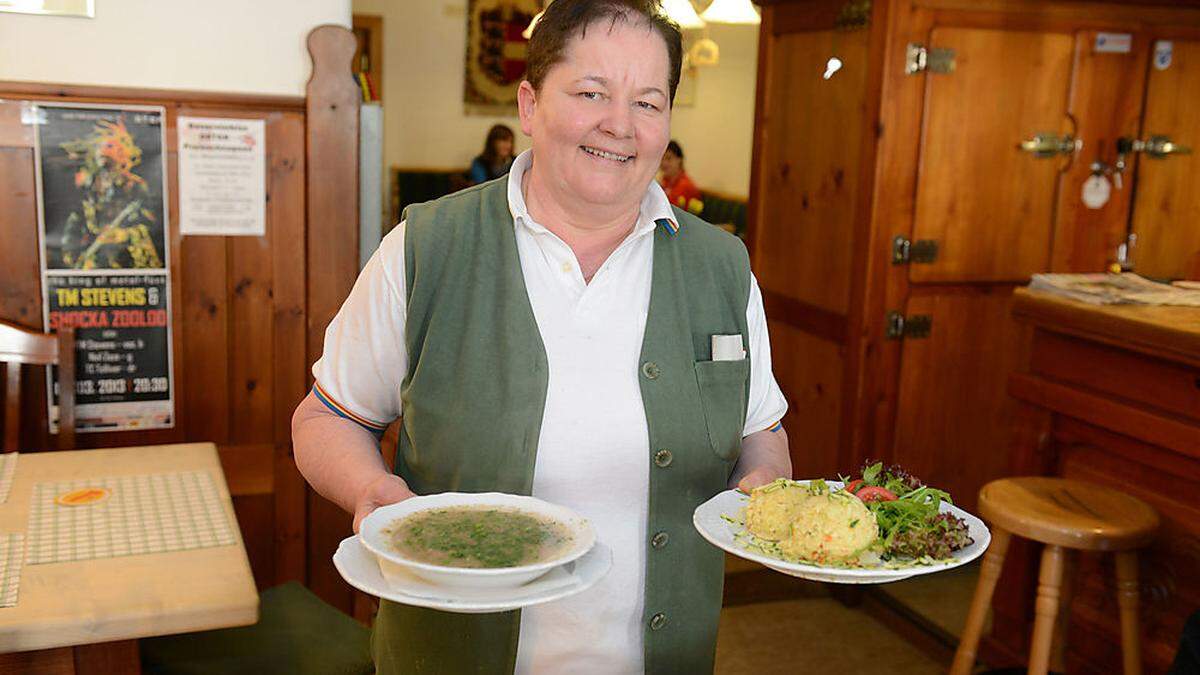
[994,288,1200,674]
[0,442,258,673]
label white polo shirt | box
[313,150,787,673]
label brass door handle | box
[1019,133,1079,158]
[1118,135,1192,159]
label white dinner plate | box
[693,482,991,584]
[333,535,612,613]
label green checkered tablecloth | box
[0,454,17,504]
[27,471,236,565]
[0,533,23,608]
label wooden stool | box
[950,477,1159,675]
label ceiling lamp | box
[662,0,705,29]
[700,0,761,25]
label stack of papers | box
[1029,273,1200,306]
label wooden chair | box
[951,477,1160,675]
[0,320,76,452]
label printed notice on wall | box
[33,103,175,433]
[178,116,266,236]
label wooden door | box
[1130,39,1200,280]
[750,23,872,476]
[911,28,1074,282]
[890,289,1029,512]
[754,28,869,316]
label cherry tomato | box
[855,486,897,502]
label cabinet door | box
[1130,40,1200,280]
[911,28,1074,283]
[754,28,869,315]
[890,289,1030,512]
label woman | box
[292,1,791,672]
[659,139,703,213]
[468,123,516,183]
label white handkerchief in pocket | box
[711,334,746,361]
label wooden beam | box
[0,81,304,111]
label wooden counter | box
[0,443,257,671]
[996,289,1200,674]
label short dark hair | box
[665,139,683,159]
[525,0,683,106]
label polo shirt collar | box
[506,150,681,238]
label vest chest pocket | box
[693,359,750,461]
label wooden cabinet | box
[750,1,1200,669]
[1005,289,1200,674]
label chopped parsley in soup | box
[385,506,574,568]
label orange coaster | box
[55,487,111,507]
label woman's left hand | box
[736,466,788,493]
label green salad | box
[728,462,974,568]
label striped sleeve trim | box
[312,383,389,434]
[768,421,784,433]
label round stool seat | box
[979,477,1159,552]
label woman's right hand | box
[353,473,416,533]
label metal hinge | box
[886,312,933,340]
[905,43,956,75]
[892,236,939,264]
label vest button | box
[653,449,673,467]
[651,531,669,549]
[641,361,660,379]
[649,612,667,631]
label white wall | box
[353,0,758,197]
[0,0,351,96]
[671,23,758,196]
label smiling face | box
[518,16,672,216]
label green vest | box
[373,178,751,674]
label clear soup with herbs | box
[385,506,574,568]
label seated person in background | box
[467,123,516,184]
[659,139,702,213]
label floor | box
[714,556,984,674]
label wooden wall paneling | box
[73,640,139,675]
[305,25,362,613]
[766,320,844,479]
[227,211,275,447]
[232,492,277,591]
[890,287,1030,513]
[268,111,309,584]
[1049,31,1149,273]
[0,147,42,328]
[0,82,304,113]
[0,101,33,149]
[0,647,74,674]
[179,233,230,445]
[753,27,868,316]
[0,86,311,592]
[911,27,1074,283]
[0,108,50,451]
[172,113,232,452]
[1130,38,1200,280]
